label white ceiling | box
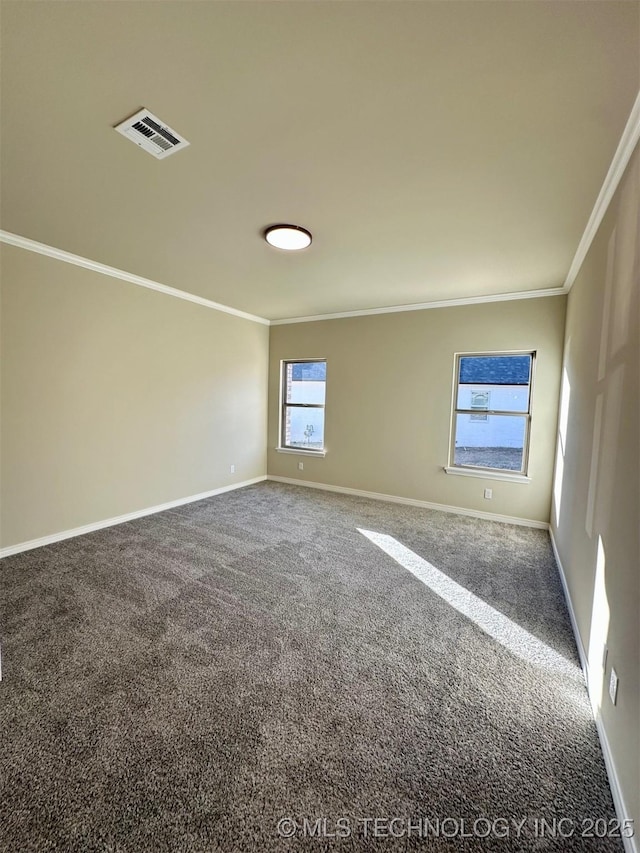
[1,1,638,321]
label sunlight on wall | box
[558,366,571,454]
[553,436,565,531]
[358,528,581,680]
[553,362,572,529]
[585,394,604,539]
[586,536,610,717]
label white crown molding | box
[0,476,267,558]
[550,530,638,853]
[269,287,565,326]
[563,90,640,294]
[272,91,640,324]
[1,226,565,325]
[0,230,270,326]
[4,92,637,325]
[267,475,549,529]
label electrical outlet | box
[298,462,304,471]
[484,488,493,499]
[230,464,235,474]
[609,667,619,705]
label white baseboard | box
[550,529,638,853]
[267,475,549,529]
[549,530,590,677]
[0,476,267,559]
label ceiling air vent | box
[114,108,190,160]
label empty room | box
[1,1,638,851]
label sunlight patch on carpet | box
[358,528,581,680]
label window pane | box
[284,406,325,449]
[453,413,526,471]
[457,355,531,412]
[286,361,326,404]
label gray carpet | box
[0,482,623,851]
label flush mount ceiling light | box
[264,224,312,251]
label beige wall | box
[268,296,566,524]
[551,145,639,825]
[0,244,268,548]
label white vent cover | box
[114,109,190,160]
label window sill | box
[276,447,327,458]
[443,466,530,483]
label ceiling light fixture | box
[264,224,312,251]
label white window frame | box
[445,350,536,482]
[277,358,327,456]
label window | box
[280,360,326,452]
[450,352,534,475]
